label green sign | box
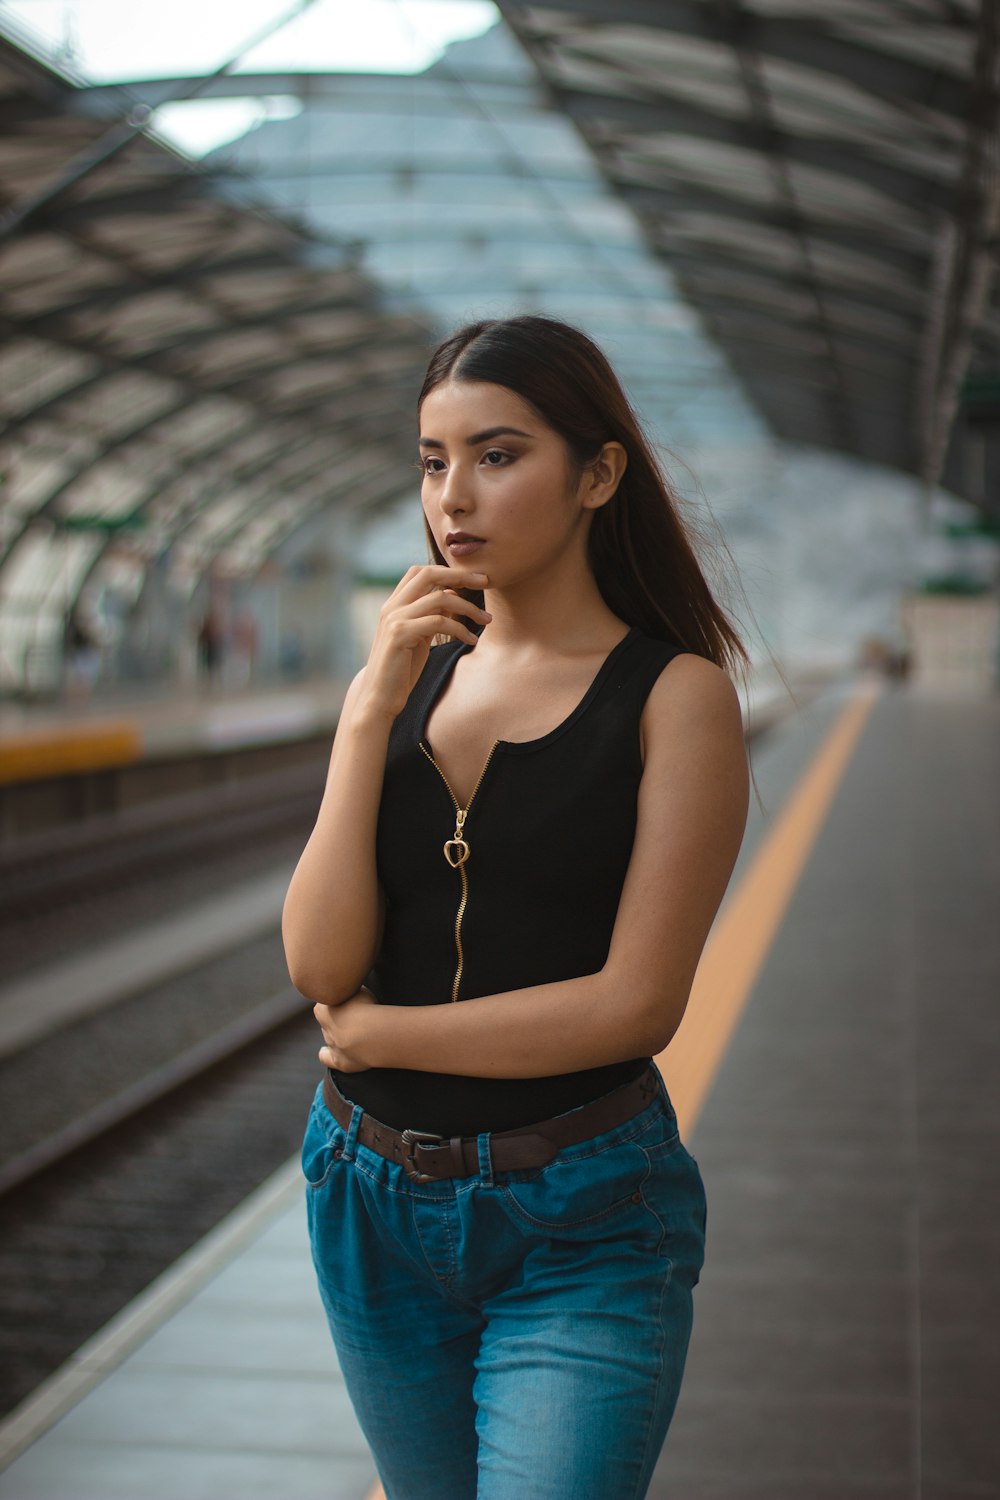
[57,514,147,533]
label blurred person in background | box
[196,604,225,689]
[62,608,102,704]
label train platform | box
[0,676,353,786]
[0,660,802,790]
[1,665,997,1499]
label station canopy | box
[0,29,436,686]
[2,1,998,689]
[494,0,1000,512]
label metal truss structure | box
[494,0,1000,512]
[0,32,435,680]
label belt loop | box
[342,1099,364,1163]
[476,1132,494,1188]
[652,1064,674,1115]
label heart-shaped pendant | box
[443,839,470,867]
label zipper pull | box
[443,807,470,868]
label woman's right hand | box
[355,564,492,723]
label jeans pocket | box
[301,1088,348,1191]
[639,1136,707,1269]
[497,1137,650,1233]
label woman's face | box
[418,379,590,590]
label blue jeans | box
[302,1068,707,1500]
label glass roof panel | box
[56,371,184,439]
[0,338,98,417]
[0,530,103,675]
[150,398,249,454]
[69,290,224,351]
[0,451,74,549]
[59,461,151,520]
[834,19,974,76]
[612,133,780,204]
[0,233,125,313]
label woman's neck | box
[473,578,625,662]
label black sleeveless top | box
[332,625,686,1136]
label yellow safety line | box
[361,678,881,1500]
[0,724,140,784]
[656,678,881,1134]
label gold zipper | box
[419,738,500,1002]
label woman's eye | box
[421,457,445,474]
[482,449,510,466]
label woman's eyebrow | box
[418,426,534,448]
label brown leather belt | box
[322,1065,661,1184]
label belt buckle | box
[400,1127,444,1184]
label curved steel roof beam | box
[66,428,404,609]
[168,332,431,391]
[502,0,972,121]
[203,156,598,187]
[27,397,405,554]
[706,308,917,379]
[0,0,326,242]
[6,391,227,509]
[9,367,411,532]
[559,89,955,220]
[515,57,840,452]
[677,273,929,348]
[26,413,292,528]
[198,448,404,561]
[8,257,378,330]
[916,0,1000,491]
[85,445,408,610]
[76,69,536,112]
[129,391,413,541]
[5,242,405,362]
[620,185,931,280]
[496,0,967,466]
[659,246,927,325]
[0,362,416,577]
[1,413,271,578]
[0,324,419,456]
[243,466,416,580]
[0,296,424,450]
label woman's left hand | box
[314,987,380,1072]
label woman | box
[283,315,750,1500]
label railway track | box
[0,760,325,983]
[0,995,322,1422]
[0,760,336,1422]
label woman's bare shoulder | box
[639,651,744,768]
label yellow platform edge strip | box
[656,679,881,1135]
[0,725,141,785]
[362,679,881,1500]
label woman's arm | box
[318,652,750,1072]
[282,564,492,1006]
[281,668,392,1005]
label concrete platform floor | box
[0,669,997,1499]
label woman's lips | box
[446,537,486,556]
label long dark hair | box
[418,315,751,686]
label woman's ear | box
[582,442,628,510]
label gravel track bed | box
[0,1012,322,1420]
[0,929,300,1171]
[0,827,310,984]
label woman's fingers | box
[357,564,492,719]
[314,999,371,1073]
[379,569,491,650]
[391,564,488,605]
[387,595,491,627]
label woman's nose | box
[440,471,470,517]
